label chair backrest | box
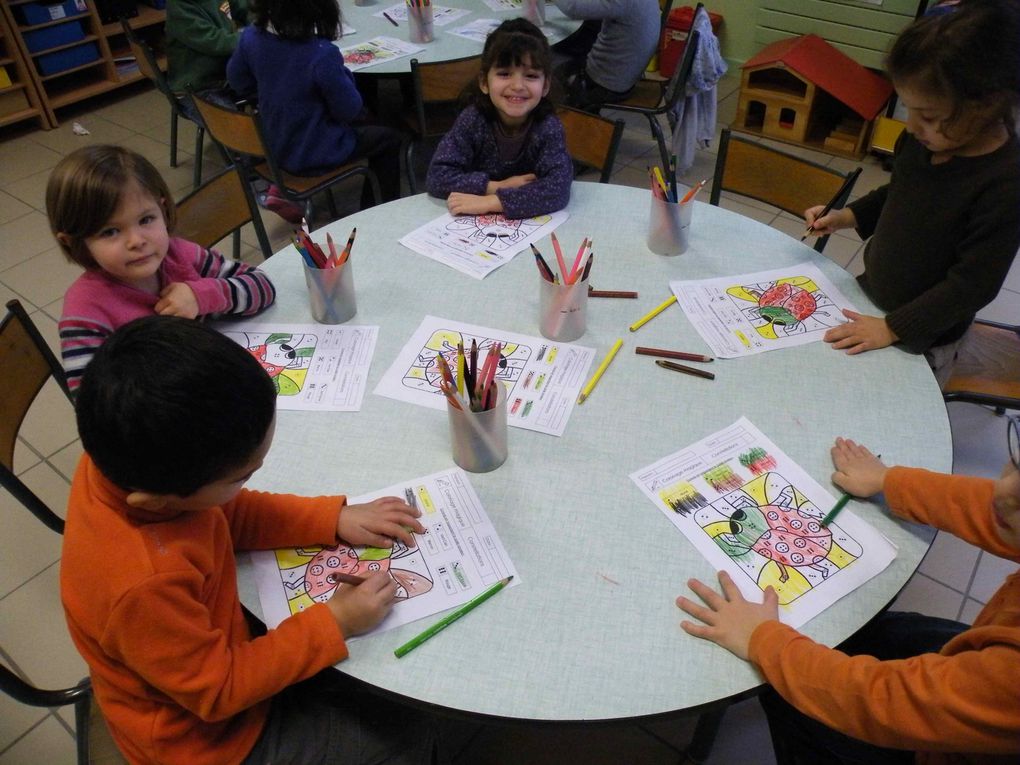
[662,8,702,110]
[191,95,267,160]
[120,19,173,101]
[0,300,72,534]
[556,106,625,183]
[943,320,1020,409]
[175,166,272,259]
[709,128,859,253]
[410,55,482,137]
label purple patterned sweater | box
[426,105,573,219]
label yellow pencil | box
[577,339,623,404]
[628,295,678,332]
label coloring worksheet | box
[399,210,568,279]
[374,4,470,25]
[448,18,501,42]
[630,417,896,628]
[251,467,519,637]
[336,36,423,71]
[374,315,595,436]
[670,263,859,358]
[219,321,378,412]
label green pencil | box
[820,492,851,527]
[394,576,513,658]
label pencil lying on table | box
[588,286,638,299]
[655,359,715,380]
[636,346,713,363]
[629,295,677,332]
[578,339,623,404]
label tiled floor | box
[1,75,1018,764]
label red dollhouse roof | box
[742,34,893,119]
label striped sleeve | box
[59,315,113,395]
[188,246,276,317]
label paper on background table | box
[374,4,470,25]
[399,209,568,279]
[670,262,859,358]
[218,321,378,412]
[374,315,595,436]
[448,18,501,42]
[336,36,423,72]
[252,467,519,638]
[630,417,896,628]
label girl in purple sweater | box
[427,19,573,219]
[49,145,275,395]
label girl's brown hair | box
[46,145,176,269]
[468,18,556,123]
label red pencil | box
[636,346,713,363]
[550,232,568,283]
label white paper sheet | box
[399,210,568,279]
[670,262,859,358]
[218,321,378,411]
[374,315,594,436]
[448,17,501,42]
[374,4,470,25]
[335,36,423,71]
[630,417,896,628]
[252,467,519,637]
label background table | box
[338,0,579,74]
[237,182,951,723]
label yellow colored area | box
[702,519,732,539]
[275,547,320,568]
[278,369,306,396]
[761,562,810,605]
[742,474,768,505]
[288,592,317,614]
[828,539,857,568]
[734,330,750,347]
[418,487,436,514]
[658,481,698,508]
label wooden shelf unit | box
[0,0,165,130]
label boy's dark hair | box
[887,0,1020,136]
[76,316,277,497]
[468,18,557,122]
[251,0,341,41]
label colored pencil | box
[651,165,670,199]
[550,232,568,282]
[394,576,513,658]
[329,571,366,586]
[580,252,594,282]
[339,227,357,266]
[578,338,623,404]
[680,178,707,205]
[383,11,399,25]
[326,232,338,266]
[801,167,862,241]
[655,359,716,381]
[567,237,588,284]
[531,244,555,282]
[628,295,677,332]
[588,287,638,299]
[636,346,713,363]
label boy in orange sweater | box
[676,428,1020,765]
[61,316,436,765]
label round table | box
[237,182,950,723]
[338,0,580,74]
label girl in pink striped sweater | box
[48,145,275,395]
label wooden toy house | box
[734,34,893,158]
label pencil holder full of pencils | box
[647,193,693,256]
[303,261,357,324]
[407,3,434,43]
[446,381,508,473]
[538,272,590,342]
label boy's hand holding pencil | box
[326,571,400,637]
[337,497,424,548]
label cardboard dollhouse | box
[734,34,893,158]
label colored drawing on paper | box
[344,44,395,66]
[702,464,743,493]
[726,277,844,341]
[274,537,434,616]
[446,213,551,251]
[401,328,531,396]
[693,472,862,605]
[658,481,708,516]
[223,331,316,396]
[739,447,778,475]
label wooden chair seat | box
[943,321,1020,409]
[613,79,668,111]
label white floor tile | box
[0,715,77,765]
[968,551,1020,604]
[917,530,981,594]
[890,573,966,621]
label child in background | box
[49,145,275,395]
[427,18,573,218]
[62,316,436,765]
[804,0,1020,387]
[677,427,1020,764]
[226,0,403,209]
[166,0,247,107]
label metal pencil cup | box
[407,6,434,43]
[539,273,589,342]
[523,0,545,26]
[446,382,508,473]
[647,195,693,256]
[303,261,357,324]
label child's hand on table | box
[447,192,502,216]
[831,437,887,497]
[803,205,856,237]
[155,282,200,318]
[823,309,898,354]
[338,496,424,548]
[675,571,779,660]
[326,571,398,636]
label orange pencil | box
[339,227,357,266]
[680,179,706,205]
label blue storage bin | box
[23,21,85,53]
[16,0,88,26]
[37,41,99,76]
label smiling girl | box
[49,145,275,395]
[802,0,1020,386]
[426,18,573,218]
